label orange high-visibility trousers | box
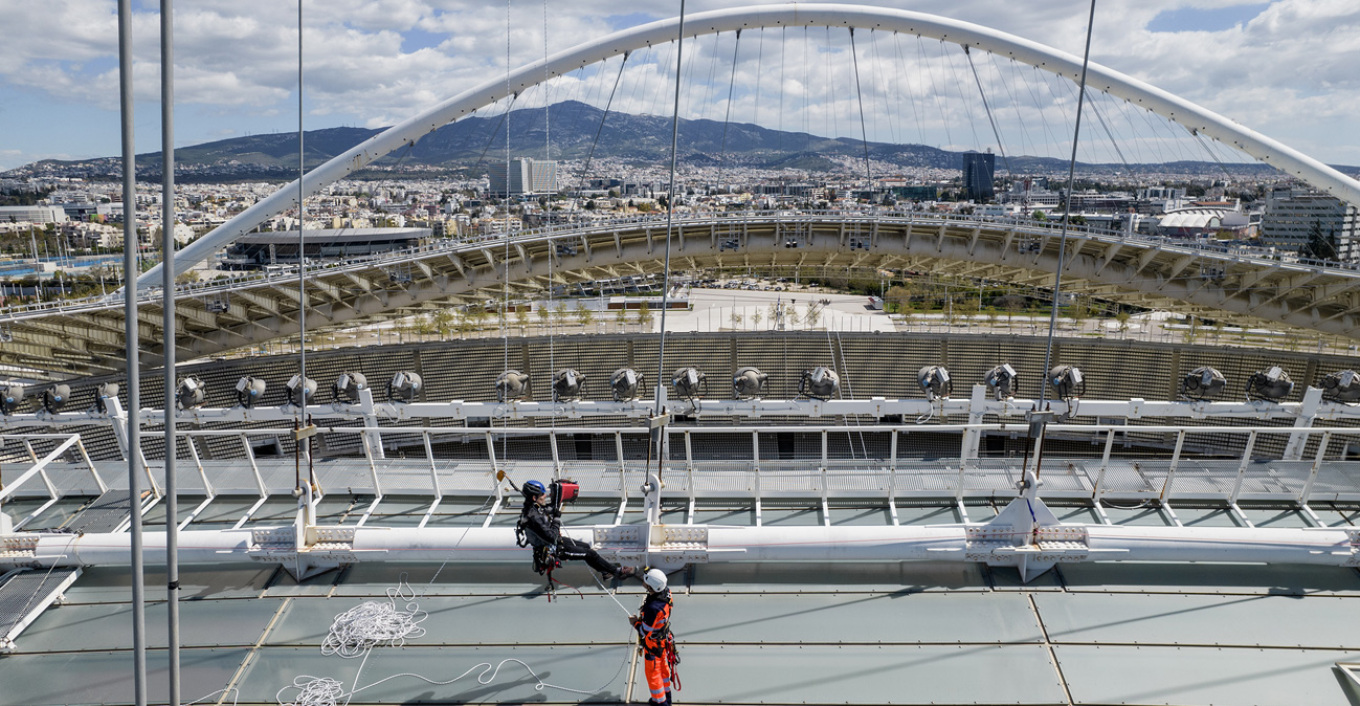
[644,653,672,704]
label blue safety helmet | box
[523,479,547,497]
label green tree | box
[1301,220,1339,261]
[574,301,594,329]
[637,302,653,329]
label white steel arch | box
[139,2,1360,288]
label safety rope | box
[320,579,428,658]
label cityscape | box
[5,3,1360,706]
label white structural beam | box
[135,3,1360,289]
[7,503,1357,577]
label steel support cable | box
[1037,68,1076,154]
[1040,0,1098,410]
[718,30,742,189]
[471,94,520,173]
[848,28,874,186]
[1192,130,1243,185]
[699,33,721,120]
[753,27,764,132]
[653,0,688,488]
[623,44,653,116]
[868,30,897,146]
[1058,78,1124,169]
[648,42,676,116]
[893,33,926,146]
[1115,94,1159,165]
[576,53,630,194]
[1088,96,1131,171]
[543,0,555,428]
[502,0,511,463]
[803,27,811,152]
[1019,65,1064,160]
[917,36,953,148]
[160,0,181,702]
[963,45,1012,176]
[778,26,786,151]
[116,0,148,702]
[991,55,1037,165]
[297,0,309,443]
[944,42,984,154]
[825,27,837,143]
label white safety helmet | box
[643,568,668,593]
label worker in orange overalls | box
[631,568,676,706]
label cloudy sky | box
[1,0,1358,172]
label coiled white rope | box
[276,570,634,706]
[319,579,428,659]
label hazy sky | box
[1,0,1357,172]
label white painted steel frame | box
[136,3,1360,288]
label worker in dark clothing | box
[631,569,677,706]
[516,479,636,580]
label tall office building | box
[1260,187,1359,261]
[962,151,996,202]
[489,158,558,197]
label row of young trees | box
[394,301,655,340]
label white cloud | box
[3,0,1359,168]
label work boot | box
[614,565,637,580]
[665,690,673,706]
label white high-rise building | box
[1259,187,1360,261]
[489,158,558,197]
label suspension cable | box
[1040,0,1098,409]
[653,0,688,484]
[963,45,1012,176]
[718,30,741,188]
[848,28,873,187]
[576,53,630,194]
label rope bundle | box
[319,584,428,658]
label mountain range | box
[5,100,1332,182]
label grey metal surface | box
[1056,644,1360,706]
[0,648,248,706]
[16,597,285,651]
[1035,592,1360,649]
[0,568,78,640]
[65,488,138,533]
[237,645,632,704]
[675,644,1067,704]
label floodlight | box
[234,376,267,408]
[1,384,23,415]
[918,365,952,402]
[799,366,840,400]
[94,382,119,413]
[286,374,317,407]
[552,369,586,401]
[496,370,530,402]
[672,367,707,400]
[176,376,206,410]
[42,384,71,414]
[610,368,644,402]
[732,366,768,399]
[332,372,368,404]
[985,364,1018,401]
[1245,366,1294,402]
[1320,370,1360,404]
[389,371,423,402]
[1180,366,1227,400]
[1048,365,1085,400]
